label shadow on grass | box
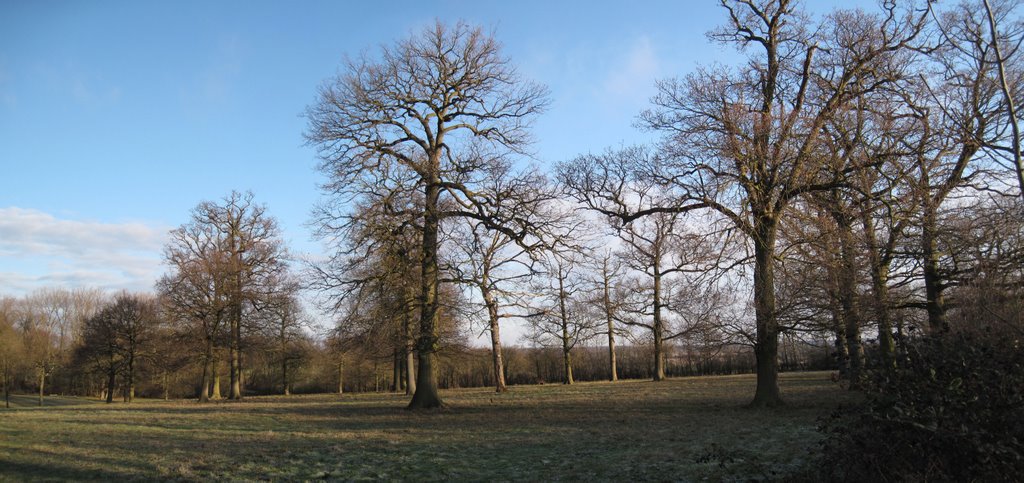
[0,454,153,482]
[3,394,103,409]
[0,372,854,481]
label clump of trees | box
[77,293,160,403]
[158,190,293,401]
[307,0,1022,411]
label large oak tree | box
[306,21,549,408]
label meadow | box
[0,371,855,481]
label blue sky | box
[0,0,870,300]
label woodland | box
[2,0,1023,480]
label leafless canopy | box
[305,20,551,408]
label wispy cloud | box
[70,76,121,106]
[179,34,244,108]
[601,36,661,106]
[27,60,121,108]
[0,207,168,296]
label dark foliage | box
[812,331,1024,482]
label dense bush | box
[812,331,1024,481]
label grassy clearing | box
[0,371,855,481]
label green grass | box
[0,371,855,481]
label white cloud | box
[0,207,169,296]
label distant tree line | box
[0,283,803,406]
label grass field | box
[0,371,855,481]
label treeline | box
[0,287,322,405]
[0,280,830,406]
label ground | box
[0,371,855,481]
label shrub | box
[812,331,1024,482]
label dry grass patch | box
[0,371,855,481]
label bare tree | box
[588,249,626,382]
[526,252,598,385]
[305,21,549,408]
[851,130,916,365]
[263,283,306,396]
[309,196,423,395]
[147,309,191,401]
[447,221,535,393]
[908,0,1024,330]
[160,219,229,402]
[614,211,715,381]
[0,298,25,408]
[942,193,1024,330]
[77,293,158,403]
[77,304,120,403]
[15,299,58,407]
[113,294,159,403]
[10,288,104,404]
[561,2,926,406]
[981,0,1024,200]
[159,191,289,401]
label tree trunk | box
[830,298,850,379]
[405,350,416,395]
[921,205,948,332]
[227,347,236,398]
[860,212,895,366]
[282,358,290,396]
[652,267,665,382]
[483,286,507,393]
[105,370,116,403]
[337,360,344,395]
[534,348,544,384]
[199,341,212,402]
[984,0,1024,202]
[126,353,135,403]
[229,314,243,400]
[106,352,117,404]
[558,270,574,385]
[280,323,291,396]
[604,270,618,382]
[38,370,45,407]
[409,347,441,408]
[4,372,9,409]
[403,289,417,396]
[835,209,863,389]
[228,218,245,401]
[653,327,665,382]
[211,367,222,400]
[408,179,443,409]
[750,217,783,407]
[562,330,574,385]
[392,349,401,392]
